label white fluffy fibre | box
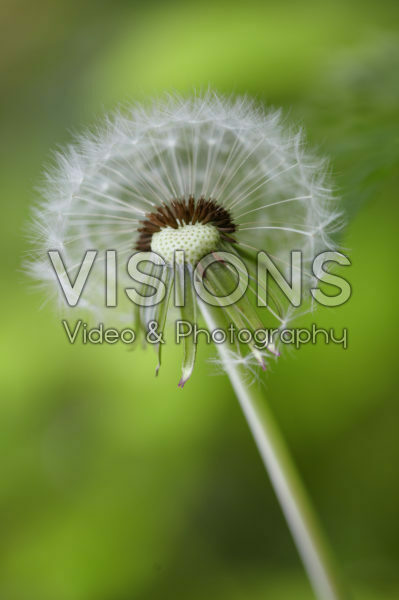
[28,90,342,338]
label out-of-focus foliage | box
[0,1,398,599]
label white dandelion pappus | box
[29,91,342,386]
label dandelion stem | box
[200,302,350,600]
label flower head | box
[29,91,341,386]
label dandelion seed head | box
[28,90,342,384]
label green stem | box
[200,302,350,600]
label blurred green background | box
[1,0,398,598]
